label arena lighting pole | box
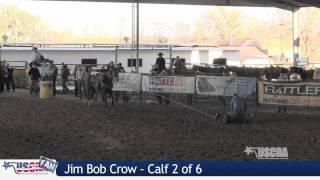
[136,0,140,73]
[115,45,118,64]
[292,7,300,67]
[0,38,2,61]
[169,45,173,69]
[0,43,2,61]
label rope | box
[149,91,215,119]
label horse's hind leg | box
[104,93,108,108]
[94,85,99,101]
[101,87,104,102]
[102,89,108,107]
[89,88,95,105]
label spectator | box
[114,63,129,103]
[0,60,5,93]
[28,64,41,95]
[72,65,80,97]
[76,65,85,100]
[5,63,15,92]
[174,56,186,70]
[117,63,125,73]
[61,63,70,93]
[290,73,301,81]
[3,61,8,90]
[174,56,186,74]
[49,61,58,96]
[155,52,166,73]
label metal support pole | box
[169,45,173,69]
[292,7,300,66]
[0,43,2,61]
[115,45,118,64]
[136,1,140,73]
[131,2,135,72]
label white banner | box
[196,75,257,97]
[258,81,320,106]
[142,75,195,94]
[113,73,141,92]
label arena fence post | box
[139,73,143,104]
[255,79,260,113]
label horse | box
[99,71,114,107]
[82,66,115,107]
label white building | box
[0,44,240,73]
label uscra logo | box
[244,146,288,160]
[2,161,49,174]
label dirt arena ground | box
[0,89,320,160]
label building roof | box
[1,44,218,51]
[219,45,272,65]
[36,0,320,10]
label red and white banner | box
[142,75,195,94]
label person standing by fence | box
[49,60,58,96]
[2,61,9,91]
[28,64,41,95]
[61,63,70,93]
[72,65,81,97]
[5,63,15,92]
[76,65,85,100]
[0,60,5,93]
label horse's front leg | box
[111,91,114,106]
[94,84,99,102]
[102,88,108,108]
[90,87,97,104]
[101,86,104,102]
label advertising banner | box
[196,75,257,97]
[142,75,195,94]
[113,73,141,92]
[258,81,320,106]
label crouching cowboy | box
[216,94,249,124]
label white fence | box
[113,73,257,97]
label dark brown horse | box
[86,67,115,107]
[99,72,114,107]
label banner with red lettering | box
[142,75,195,94]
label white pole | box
[292,7,300,66]
[136,1,139,73]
